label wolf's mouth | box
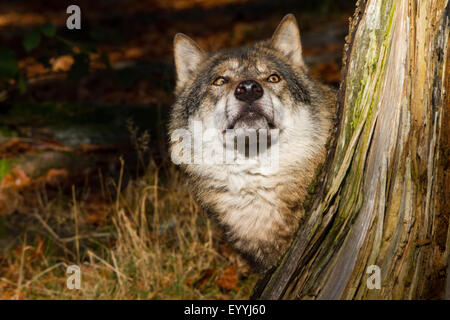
[226,105,276,131]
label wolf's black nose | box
[235,80,263,103]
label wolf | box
[169,14,336,272]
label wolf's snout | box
[234,80,263,104]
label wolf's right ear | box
[174,33,206,90]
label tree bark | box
[252,0,449,300]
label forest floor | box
[0,0,354,299]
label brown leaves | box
[0,139,116,195]
[0,235,51,299]
[185,265,239,292]
[0,137,73,158]
[50,55,74,72]
[1,168,31,190]
[44,168,69,186]
[217,264,238,291]
[1,167,71,192]
[83,196,110,226]
[0,138,32,158]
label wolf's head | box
[169,14,333,171]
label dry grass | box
[0,157,257,299]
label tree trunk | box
[252,0,449,300]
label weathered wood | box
[252,0,449,300]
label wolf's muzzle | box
[235,80,263,104]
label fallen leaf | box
[1,168,31,190]
[50,55,74,72]
[217,265,238,291]
[45,168,69,186]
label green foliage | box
[0,19,142,101]
[0,47,19,79]
[23,29,42,52]
[0,21,111,99]
[0,19,149,102]
[40,22,56,38]
[0,22,57,99]
[0,159,11,181]
[23,22,57,52]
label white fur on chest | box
[205,163,286,243]
[223,175,284,242]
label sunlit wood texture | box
[253,0,449,300]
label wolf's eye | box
[213,76,228,86]
[267,74,281,83]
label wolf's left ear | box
[270,14,304,67]
[174,33,206,89]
